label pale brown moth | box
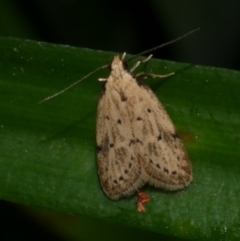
[96,52,192,212]
[39,28,199,212]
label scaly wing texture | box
[96,77,148,200]
[96,56,192,200]
[131,83,192,191]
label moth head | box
[110,55,127,71]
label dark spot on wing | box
[124,169,129,174]
[113,179,118,184]
[164,168,169,173]
[157,134,162,141]
[120,91,127,102]
[136,138,143,145]
[172,171,177,175]
[97,145,102,153]
[136,117,142,121]
[156,164,161,169]
[147,108,151,113]
[149,158,153,164]
[129,139,134,146]
[172,132,179,139]
[117,119,122,124]
[106,115,110,120]
[119,176,124,181]
[109,143,114,148]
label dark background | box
[1,1,240,240]
[1,0,240,69]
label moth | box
[96,52,192,211]
[39,28,199,212]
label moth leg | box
[130,54,153,73]
[121,52,127,60]
[98,78,107,82]
[135,71,175,79]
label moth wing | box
[132,84,192,190]
[96,83,148,200]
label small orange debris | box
[137,191,150,212]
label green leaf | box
[0,37,240,241]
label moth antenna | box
[126,27,200,63]
[39,28,200,104]
[38,64,108,104]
